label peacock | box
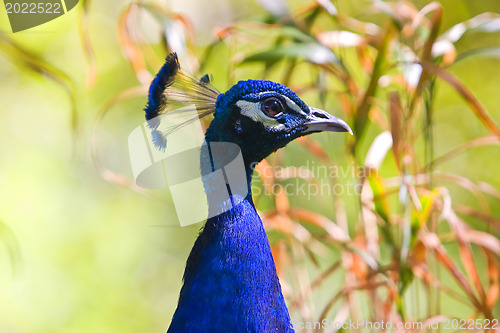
[144,53,351,332]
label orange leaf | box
[389,92,403,170]
[444,210,487,304]
[419,61,500,136]
[288,208,350,242]
[254,158,275,193]
[422,232,484,311]
[118,6,149,84]
[485,250,500,309]
[296,137,330,163]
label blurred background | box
[0,0,499,332]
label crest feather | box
[144,53,220,149]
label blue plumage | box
[145,53,351,332]
[144,53,180,122]
[216,79,309,114]
[143,53,179,148]
[168,200,292,332]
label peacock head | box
[206,79,352,167]
[145,53,351,173]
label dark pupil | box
[264,99,282,116]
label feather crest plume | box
[144,53,220,149]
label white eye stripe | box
[282,96,308,116]
[256,91,308,117]
[236,100,286,130]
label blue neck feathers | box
[167,128,294,332]
[167,198,294,332]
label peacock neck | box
[167,141,294,332]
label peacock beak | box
[302,107,353,135]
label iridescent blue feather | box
[144,53,219,149]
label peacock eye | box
[261,97,284,117]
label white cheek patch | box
[236,100,286,131]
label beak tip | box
[337,119,353,136]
